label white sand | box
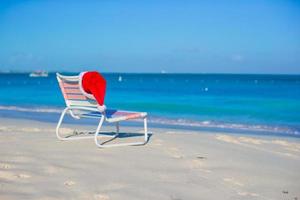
[0,117,300,200]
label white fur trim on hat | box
[97,105,106,112]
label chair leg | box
[56,107,95,140]
[56,107,70,140]
[144,117,148,142]
[95,117,149,148]
[94,116,106,147]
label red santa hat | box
[79,71,106,111]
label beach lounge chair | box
[55,73,148,148]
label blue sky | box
[0,0,299,73]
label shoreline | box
[0,108,299,139]
[1,117,300,199]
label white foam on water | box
[148,117,300,136]
[0,105,62,113]
[0,105,299,136]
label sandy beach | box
[0,117,300,200]
[1,0,300,199]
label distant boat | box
[118,75,122,82]
[29,71,48,77]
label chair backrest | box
[56,73,98,108]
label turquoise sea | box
[0,73,299,137]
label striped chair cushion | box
[58,78,97,108]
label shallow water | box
[0,73,299,136]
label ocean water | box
[0,73,300,137]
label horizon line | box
[0,70,299,76]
